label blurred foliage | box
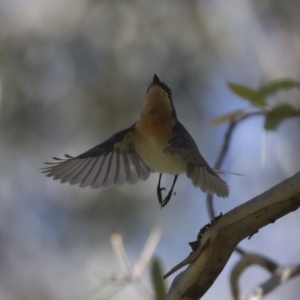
[228,82,267,107]
[259,79,300,97]
[150,257,167,300]
[222,78,300,130]
[265,103,300,130]
[228,79,300,109]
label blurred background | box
[1,0,300,299]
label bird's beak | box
[153,73,160,84]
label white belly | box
[135,137,186,174]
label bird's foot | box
[157,186,166,206]
[160,190,176,208]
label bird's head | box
[143,74,176,119]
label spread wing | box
[165,121,229,197]
[42,124,152,188]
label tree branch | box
[246,264,300,300]
[230,252,300,300]
[165,170,300,300]
[230,253,279,300]
[207,111,264,220]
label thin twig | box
[106,228,161,300]
[247,264,300,300]
[207,111,265,220]
[132,226,162,279]
[111,233,131,275]
[230,253,279,300]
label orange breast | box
[133,86,186,174]
[135,85,175,143]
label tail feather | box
[186,163,229,197]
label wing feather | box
[42,124,152,188]
[69,158,95,185]
[79,157,103,188]
[165,121,229,197]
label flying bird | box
[43,74,229,207]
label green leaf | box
[264,104,300,130]
[259,79,300,97]
[150,257,166,300]
[211,110,245,126]
[227,82,267,107]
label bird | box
[42,74,229,207]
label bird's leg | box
[161,175,178,208]
[157,173,166,206]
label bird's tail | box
[186,164,229,197]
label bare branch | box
[246,264,300,300]
[207,111,264,220]
[165,171,300,300]
[111,233,132,275]
[230,253,278,300]
[105,228,161,300]
[132,226,162,279]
